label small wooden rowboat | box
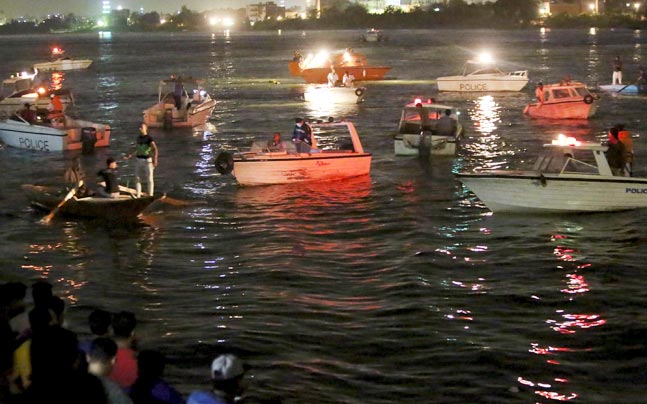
[22,184,161,221]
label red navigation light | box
[52,47,63,55]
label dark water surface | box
[1,29,647,403]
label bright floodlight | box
[478,52,494,64]
[209,17,218,26]
[223,17,234,27]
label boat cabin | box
[540,81,593,103]
[397,100,459,134]
[532,136,612,176]
[157,76,208,109]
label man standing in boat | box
[292,118,312,153]
[606,127,627,176]
[327,68,338,87]
[535,82,545,105]
[612,56,623,85]
[128,123,158,197]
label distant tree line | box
[1,0,646,34]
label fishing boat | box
[289,49,391,84]
[303,85,366,104]
[436,53,528,92]
[524,80,597,119]
[598,83,647,95]
[22,184,160,221]
[142,75,217,129]
[0,114,110,152]
[393,98,463,156]
[32,47,92,72]
[214,120,372,186]
[360,28,386,42]
[0,71,73,119]
[457,134,647,213]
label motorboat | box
[393,98,463,156]
[0,71,73,119]
[598,83,647,95]
[436,54,528,92]
[22,184,160,221]
[303,85,366,104]
[142,75,217,129]
[360,28,386,42]
[524,81,597,119]
[0,114,110,152]
[457,134,647,213]
[32,47,92,72]
[289,49,391,84]
[214,120,372,186]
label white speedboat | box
[437,54,528,92]
[303,85,366,104]
[142,76,217,129]
[360,28,386,42]
[0,72,73,119]
[32,48,92,72]
[214,120,372,186]
[457,134,647,213]
[393,98,463,156]
[0,115,110,152]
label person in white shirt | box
[327,68,338,87]
[342,71,355,87]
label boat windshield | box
[533,149,598,174]
[574,86,591,98]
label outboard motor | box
[81,127,97,154]
[163,108,173,130]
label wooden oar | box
[41,180,83,224]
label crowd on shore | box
[0,280,279,404]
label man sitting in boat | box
[436,109,458,137]
[606,127,627,177]
[18,103,36,123]
[96,157,120,198]
[342,71,355,87]
[266,132,286,152]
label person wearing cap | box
[187,354,246,404]
[96,157,120,198]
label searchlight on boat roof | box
[478,52,494,64]
[52,47,64,55]
[37,87,46,95]
[552,134,581,147]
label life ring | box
[215,152,234,175]
[583,95,594,104]
[355,88,364,97]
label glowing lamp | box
[552,134,581,146]
[37,87,46,95]
[478,52,494,64]
[414,98,422,105]
[52,47,63,55]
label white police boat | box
[457,135,647,213]
[437,53,528,92]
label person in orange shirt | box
[535,82,545,104]
[616,124,633,175]
[47,94,64,123]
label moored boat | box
[0,114,110,152]
[289,49,391,84]
[524,80,597,119]
[22,184,160,221]
[393,98,463,156]
[214,120,371,186]
[437,54,528,92]
[142,76,217,129]
[457,134,647,213]
[32,47,92,72]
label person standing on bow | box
[612,56,623,85]
[128,123,158,198]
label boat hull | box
[394,134,458,156]
[303,86,365,104]
[598,84,645,94]
[293,65,391,84]
[524,100,596,119]
[437,76,528,92]
[458,172,647,213]
[0,118,110,152]
[33,59,92,72]
[143,98,217,128]
[232,153,372,186]
[22,185,159,220]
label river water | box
[1,29,647,403]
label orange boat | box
[524,80,597,119]
[289,49,391,84]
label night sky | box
[1,0,304,18]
